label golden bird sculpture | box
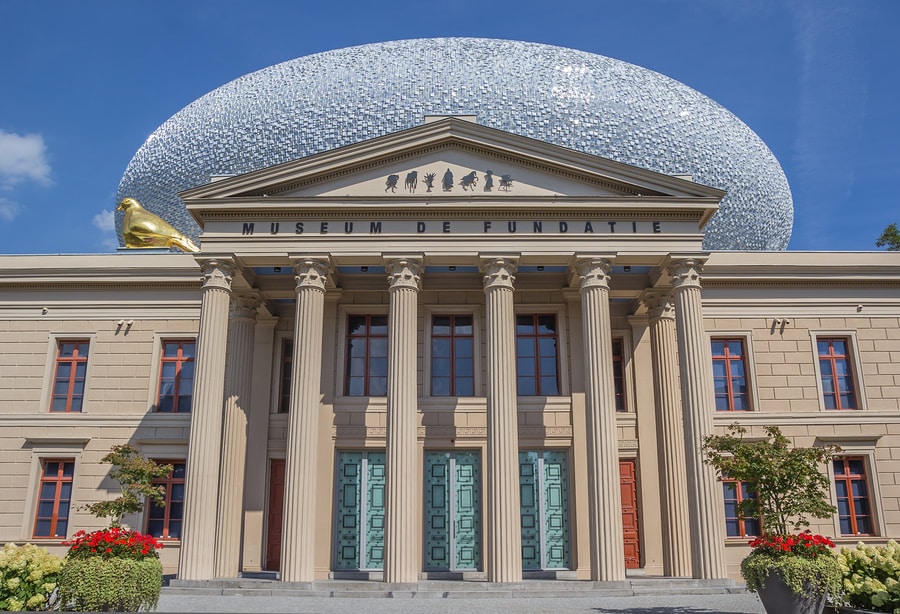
[117,198,200,252]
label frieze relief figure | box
[385,174,400,192]
[383,168,513,194]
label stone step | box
[164,577,746,599]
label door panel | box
[519,450,570,570]
[334,452,363,570]
[265,459,285,571]
[619,459,641,569]
[364,453,386,569]
[424,451,481,571]
[519,451,541,569]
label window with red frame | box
[50,340,89,412]
[612,338,626,412]
[722,478,760,538]
[817,338,858,410]
[33,459,74,538]
[431,315,475,397]
[346,315,388,396]
[279,339,293,413]
[711,338,750,411]
[157,340,195,412]
[515,314,559,396]
[146,461,185,539]
[833,456,874,536]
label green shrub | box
[742,549,842,598]
[57,556,162,612]
[0,543,63,611]
[839,540,900,613]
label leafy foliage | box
[83,444,172,527]
[742,550,842,597]
[0,543,62,611]
[57,556,162,612]
[702,424,838,535]
[875,223,900,251]
[839,540,900,612]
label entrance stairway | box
[165,577,746,599]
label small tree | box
[84,444,173,527]
[702,424,838,535]
[876,222,900,251]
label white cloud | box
[92,210,119,251]
[0,130,51,187]
[0,197,20,220]
[92,210,115,232]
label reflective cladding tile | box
[117,38,793,251]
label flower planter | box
[757,570,826,614]
[833,607,881,614]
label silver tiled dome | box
[116,38,792,250]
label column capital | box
[480,257,518,291]
[385,258,423,291]
[667,258,706,291]
[293,258,332,292]
[229,293,260,320]
[574,258,612,291]
[198,259,235,291]
[641,290,675,322]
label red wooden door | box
[619,459,641,569]
[265,459,285,571]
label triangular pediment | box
[180,117,725,204]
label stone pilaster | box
[383,258,422,583]
[480,257,522,583]
[281,258,331,583]
[667,258,728,579]
[575,258,625,582]
[214,293,260,578]
[178,259,234,580]
[643,291,692,577]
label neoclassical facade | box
[1,118,899,583]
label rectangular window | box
[147,461,185,539]
[722,478,760,538]
[346,315,388,396]
[711,338,750,411]
[279,340,293,413]
[157,340,195,412]
[33,459,74,538]
[612,338,626,412]
[834,456,873,536]
[50,340,89,412]
[817,338,858,410]
[431,315,474,397]
[515,314,559,396]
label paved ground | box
[156,592,767,613]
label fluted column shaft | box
[281,259,331,583]
[668,259,728,579]
[576,259,625,582]
[179,259,234,580]
[383,258,422,583]
[481,257,522,582]
[214,294,259,578]
[644,291,692,577]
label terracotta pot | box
[757,570,826,614]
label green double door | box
[424,451,482,571]
[520,450,570,570]
[334,451,385,570]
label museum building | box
[1,39,899,584]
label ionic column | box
[179,259,234,580]
[643,291,692,577]
[575,258,625,582]
[215,293,260,578]
[383,258,422,583]
[481,257,522,583]
[281,258,331,583]
[667,258,728,579]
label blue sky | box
[0,0,897,254]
